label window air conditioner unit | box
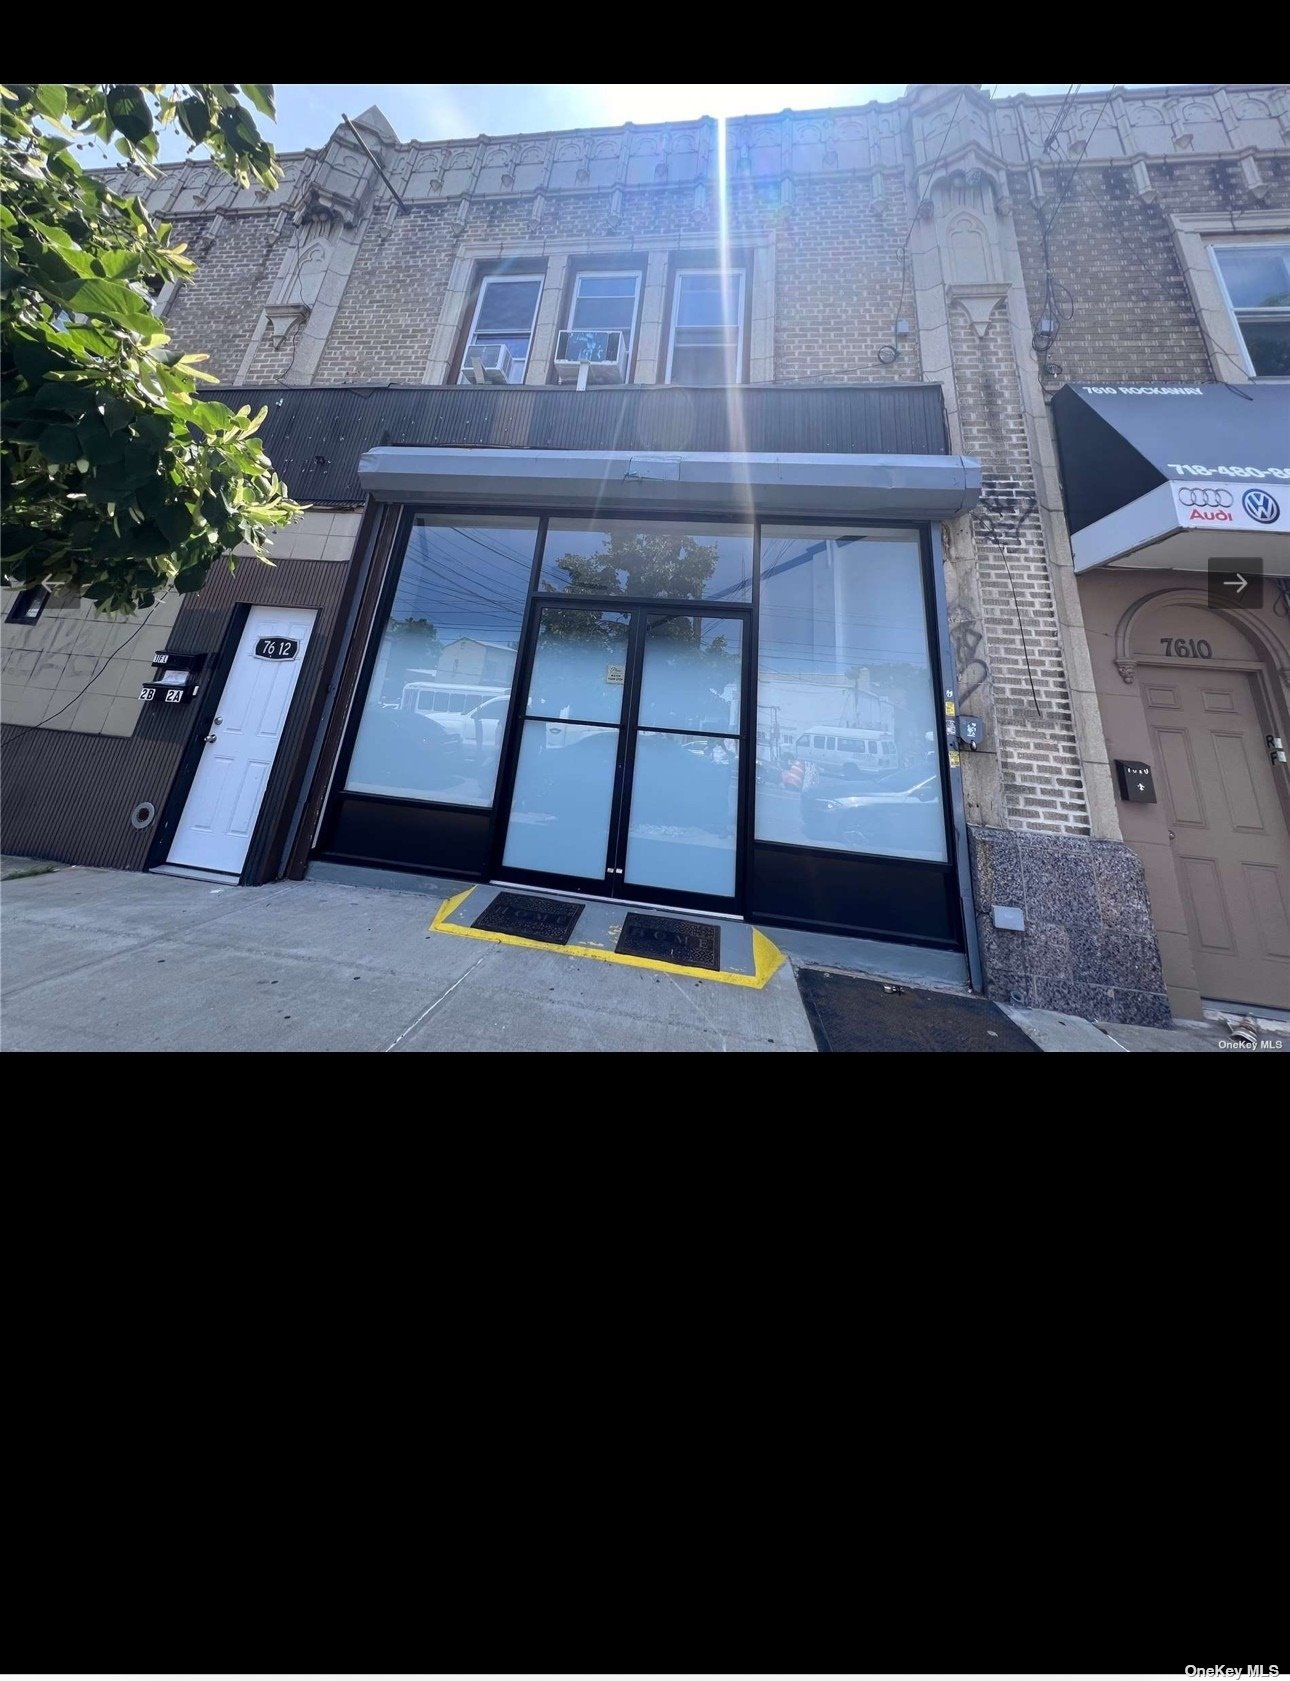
[554,329,628,385]
[465,343,513,385]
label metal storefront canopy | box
[355,446,982,518]
[1051,382,1290,572]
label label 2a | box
[1160,637,1213,658]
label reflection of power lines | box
[398,556,526,617]
[403,542,529,597]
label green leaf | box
[152,499,197,546]
[186,399,237,434]
[33,84,67,120]
[11,333,67,381]
[240,84,276,120]
[105,84,153,144]
[217,104,262,155]
[176,95,210,144]
[92,455,167,496]
[89,248,143,281]
[38,423,81,462]
[174,565,208,593]
[74,420,131,465]
[66,277,156,334]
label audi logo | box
[1178,486,1233,508]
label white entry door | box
[167,605,317,876]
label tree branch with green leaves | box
[1,83,301,614]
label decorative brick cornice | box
[96,85,1289,235]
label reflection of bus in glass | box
[793,729,898,778]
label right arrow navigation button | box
[1208,559,1263,610]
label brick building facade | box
[5,83,1288,1023]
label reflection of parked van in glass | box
[794,730,898,777]
[401,681,505,719]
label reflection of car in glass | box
[801,768,941,850]
[512,727,616,814]
[515,730,734,837]
[635,734,735,836]
[429,692,512,750]
[356,706,464,789]
[793,729,898,778]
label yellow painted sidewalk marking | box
[428,891,785,989]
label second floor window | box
[566,271,642,355]
[459,274,544,385]
[1211,243,1290,377]
[666,269,745,386]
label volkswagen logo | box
[1242,488,1280,524]
[1178,486,1233,508]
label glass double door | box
[497,603,747,909]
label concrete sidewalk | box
[1,862,1283,1052]
[0,863,817,1053]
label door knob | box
[203,733,218,744]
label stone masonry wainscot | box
[970,827,1172,1026]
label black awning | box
[1050,382,1290,571]
[1052,382,1290,532]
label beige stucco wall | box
[2,510,362,739]
[1,588,184,736]
[1078,565,1290,1019]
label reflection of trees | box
[382,615,440,701]
[652,615,740,679]
[848,660,936,765]
[538,607,625,646]
[552,531,720,598]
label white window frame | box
[458,272,545,386]
[665,267,747,386]
[565,269,643,358]
[1208,240,1290,381]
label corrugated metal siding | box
[2,555,353,879]
[217,383,951,506]
[0,726,181,871]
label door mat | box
[472,890,584,945]
[796,968,1040,1053]
[429,887,785,988]
[615,911,721,972]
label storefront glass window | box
[539,520,753,602]
[503,608,630,879]
[344,515,537,807]
[754,527,947,863]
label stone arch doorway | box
[1115,585,1290,1013]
